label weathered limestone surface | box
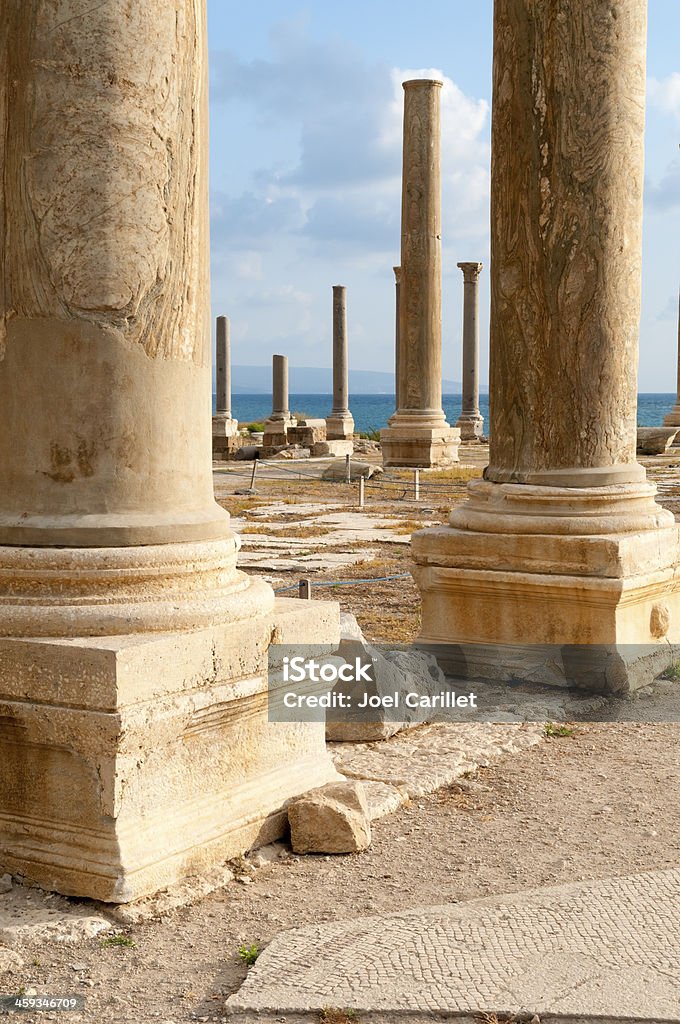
[288,781,371,855]
[325,286,354,442]
[663,291,680,429]
[381,80,460,468]
[637,427,679,455]
[0,0,339,901]
[213,315,239,461]
[455,262,484,441]
[412,0,680,692]
[486,1,646,488]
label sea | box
[220,393,677,434]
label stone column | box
[663,290,680,428]
[393,266,402,409]
[212,315,239,460]
[412,0,680,693]
[455,262,484,441]
[381,79,460,467]
[0,0,338,901]
[263,354,294,448]
[326,285,355,441]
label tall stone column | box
[326,286,355,441]
[0,0,338,901]
[455,262,484,441]
[663,290,680,428]
[393,267,402,409]
[381,79,460,467]
[412,0,680,692]
[212,315,239,460]
[263,354,294,449]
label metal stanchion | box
[414,468,420,501]
[359,475,365,507]
[299,578,312,600]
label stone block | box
[636,427,679,455]
[0,598,341,902]
[312,440,354,458]
[288,421,327,447]
[288,781,371,854]
[322,461,383,482]
[380,425,461,467]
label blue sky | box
[207,1,680,392]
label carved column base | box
[325,413,355,441]
[0,598,340,902]
[455,413,484,441]
[663,405,680,436]
[381,415,460,468]
[411,477,680,693]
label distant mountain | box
[230,365,487,395]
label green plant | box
[544,722,574,738]
[238,943,260,966]
[246,421,266,433]
[358,426,381,441]
[100,933,137,948]
[661,662,680,680]
[320,1010,357,1024]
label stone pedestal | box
[325,286,355,442]
[663,290,680,431]
[0,0,338,900]
[455,262,484,441]
[213,315,239,460]
[412,0,680,693]
[381,80,460,468]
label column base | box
[380,418,460,468]
[0,598,341,902]
[325,413,355,441]
[454,412,484,441]
[663,405,680,435]
[412,477,680,693]
[212,416,240,461]
[263,415,296,448]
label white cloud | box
[648,73,680,119]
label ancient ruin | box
[663,290,680,430]
[0,0,338,902]
[412,0,680,691]
[212,315,240,460]
[325,285,355,443]
[455,262,484,441]
[381,79,460,468]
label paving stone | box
[225,868,680,1019]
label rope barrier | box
[273,572,412,594]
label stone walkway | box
[225,867,680,1021]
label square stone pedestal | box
[380,424,461,468]
[212,416,240,461]
[412,524,680,693]
[0,598,340,902]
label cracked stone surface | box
[330,721,542,798]
[226,867,680,1018]
[0,887,111,946]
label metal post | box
[299,578,312,600]
[345,453,352,484]
[414,468,420,501]
[359,475,365,508]
[249,459,259,491]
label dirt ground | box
[2,450,680,1023]
[4,722,679,1023]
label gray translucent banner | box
[268,641,680,724]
